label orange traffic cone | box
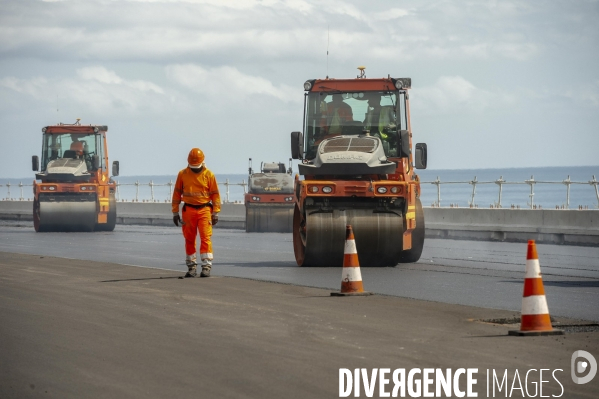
[331,225,372,297]
[509,240,563,336]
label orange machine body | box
[291,74,427,266]
[32,123,117,232]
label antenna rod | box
[327,25,329,78]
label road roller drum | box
[36,198,97,232]
[294,207,404,267]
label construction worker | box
[322,94,353,136]
[363,93,395,141]
[70,135,85,156]
[172,148,221,278]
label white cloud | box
[77,66,165,94]
[0,67,170,113]
[373,8,410,21]
[165,63,296,102]
[0,76,49,98]
[413,76,515,114]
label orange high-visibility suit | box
[172,167,221,268]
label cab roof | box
[305,77,411,92]
[42,125,108,134]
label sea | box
[2,166,598,209]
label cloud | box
[165,63,296,102]
[0,66,171,113]
[0,0,570,65]
[76,66,165,94]
[412,76,515,114]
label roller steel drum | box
[246,203,293,233]
[35,200,96,232]
[293,207,403,267]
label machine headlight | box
[394,78,411,89]
[285,197,293,201]
[309,186,318,193]
[81,186,87,191]
[48,186,56,191]
[377,187,388,194]
[322,186,332,194]
[303,80,313,90]
[391,186,399,194]
[94,127,99,133]
[41,127,46,132]
[252,196,260,201]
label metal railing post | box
[525,175,535,209]
[432,176,441,207]
[6,182,11,200]
[494,176,505,208]
[469,176,478,207]
[226,178,230,203]
[150,180,155,202]
[19,182,24,201]
[135,180,139,202]
[562,175,571,209]
[590,175,599,209]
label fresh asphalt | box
[0,221,598,321]
[1,252,598,399]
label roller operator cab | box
[290,71,428,266]
[245,158,294,232]
[31,120,120,232]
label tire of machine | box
[33,199,42,232]
[399,198,425,263]
[292,205,307,266]
[95,194,117,231]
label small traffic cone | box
[509,240,563,336]
[331,225,373,297]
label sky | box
[1,0,598,178]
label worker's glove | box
[211,214,219,226]
[173,214,181,227]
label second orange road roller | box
[244,158,294,232]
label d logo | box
[571,350,597,384]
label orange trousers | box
[182,205,213,262]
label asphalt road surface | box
[1,221,598,321]
[1,252,598,399]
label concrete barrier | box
[1,201,597,246]
[0,201,246,229]
[424,207,599,246]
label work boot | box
[184,265,197,278]
[200,262,211,278]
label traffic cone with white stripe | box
[509,240,563,336]
[331,225,373,297]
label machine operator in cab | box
[172,148,221,278]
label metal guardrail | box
[0,181,31,201]
[0,179,249,204]
[113,179,248,203]
[424,175,599,209]
[3,175,599,208]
